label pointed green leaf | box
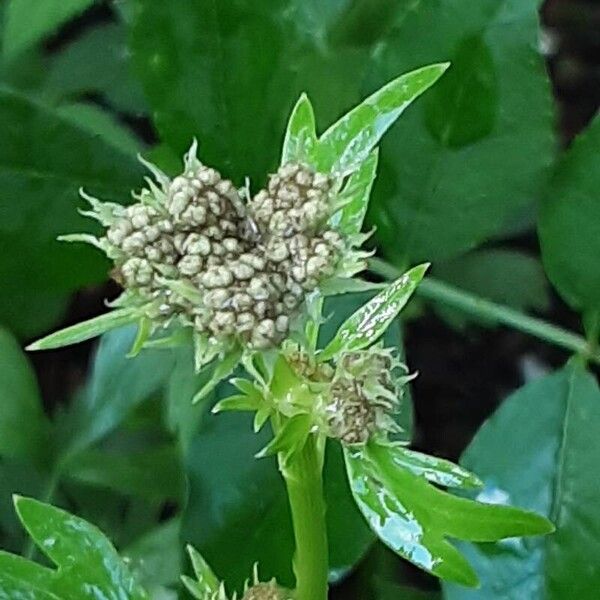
[443,362,600,600]
[316,63,449,174]
[334,149,379,235]
[192,347,243,404]
[27,308,143,351]
[281,93,318,166]
[319,264,429,360]
[386,445,483,490]
[183,545,221,597]
[256,414,312,462]
[127,316,152,357]
[2,496,149,599]
[319,277,384,297]
[212,394,261,414]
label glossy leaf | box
[385,444,482,490]
[539,114,600,313]
[369,0,555,262]
[3,0,95,61]
[316,63,449,174]
[281,93,318,166]
[319,264,428,361]
[443,362,600,600]
[27,308,144,351]
[0,327,49,463]
[346,443,553,587]
[0,496,149,599]
[335,149,379,236]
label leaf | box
[334,149,379,236]
[433,249,550,329]
[56,103,141,156]
[182,408,373,592]
[129,0,376,183]
[370,0,555,262]
[442,362,600,600]
[539,114,600,313]
[281,93,318,166]
[346,443,552,587]
[46,22,147,114]
[181,545,221,599]
[0,86,142,305]
[319,263,428,361]
[0,327,49,463]
[64,445,184,501]
[192,347,243,404]
[60,325,176,458]
[27,308,144,351]
[256,414,312,462]
[3,0,95,61]
[385,445,482,490]
[316,63,449,174]
[0,496,149,599]
[319,277,384,297]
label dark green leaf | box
[443,362,600,600]
[316,63,449,174]
[0,328,49,463]
[0,496,149,599]
[434,249,550,329]
[320,264,428,361]
[539,114,600,313]
[3,0,95,61]
[370,0,554,262]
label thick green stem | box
[280,435,329,600]
[368,258,600,365]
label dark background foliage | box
[0,0,599,598]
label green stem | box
[368,257,600,365]
[280,435,329,600]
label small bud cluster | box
[80,143,350,352]
[242,582,286,600]
[325,348,406,445]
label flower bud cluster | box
[79,143,347,352]
[242,582,286,600]
[325,348,406,445]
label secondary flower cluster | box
[78,143,349,351]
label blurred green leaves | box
[443,361,600,599]
[0,495,149,599]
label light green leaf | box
[0,328,49,463]
[0,496,149,599]
[370,0,555,262]
[281,93,318,166]
[256,414,312,463]
[385,445,482,490]
[27,308,144,351]
[346,443,553,587]
[539,114,600,313]
[181,545,221,599]
[319,263,428,361]
[319,277,384,297]
[192,347,243,404]
[334,149,379,236]
[443,362,600,600]
[3,0,95,61]
[316,64,449,174]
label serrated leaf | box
[316,63,449,175]
[281,93,318,166]
[345,442,552,587]
[320,264,428,360]
[3,0,95,61]
[27,307,144,351]
[0,496,149,599]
